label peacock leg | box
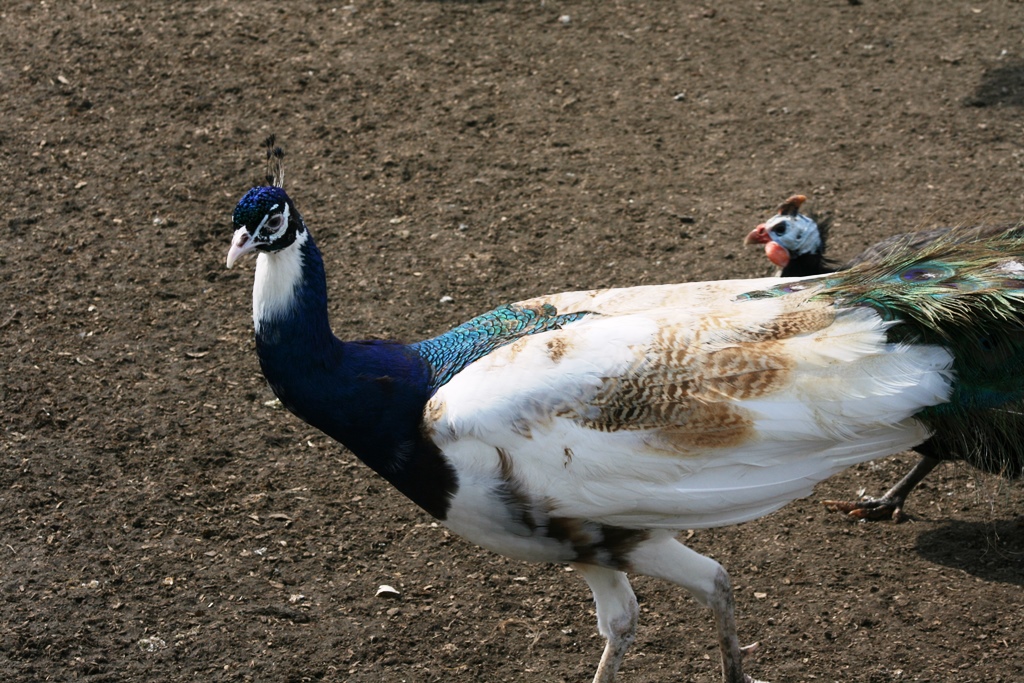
[823,453,941,522]
[627,532,767,683]
[573,563,639,683]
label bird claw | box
[734,642,767,682]
[821,497,907,522]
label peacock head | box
[226,138,306,268]
[226,185,307,268]
[743,194,822,269]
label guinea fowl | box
[227,143,1024,683]
[742,194,834,277]
[743,194,959,279]
[744,195,1024,520]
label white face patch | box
[253,228,308,333]
[256,202,290,244]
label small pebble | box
[376,584,401,599]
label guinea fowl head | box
[226,138,307,268]
[743,194,823,270]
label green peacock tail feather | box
[743,226,1024,478]
[826,228,1024,478]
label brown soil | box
[2,2,1023,682]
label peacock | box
[226,142,1024,683]
[744,195,1024,521]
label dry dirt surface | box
[2,2,1024,682]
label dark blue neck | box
[254,234,457,519]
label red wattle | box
[765,241,790,268]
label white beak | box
[226,227,256,268]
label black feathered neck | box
[779,214,838,277]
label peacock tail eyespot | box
[897,263,953,282]
[778,283,807,293]
[899,269,933,282]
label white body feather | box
[427,278,952,561]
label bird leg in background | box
[822,455,941,522]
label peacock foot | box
[821,497,907,522]
[736,642,767,683]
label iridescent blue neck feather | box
[252,230,457,518]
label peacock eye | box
[771,221,787,236]
[266,214,285,231]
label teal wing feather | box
[412,303,590,394]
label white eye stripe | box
[256,202,290,241]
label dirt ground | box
[2,1,1023,681]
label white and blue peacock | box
[744,194,1024,521]
[227,142,1024,683]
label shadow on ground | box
[915,518,1024,585]
[966,58,1024,108]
